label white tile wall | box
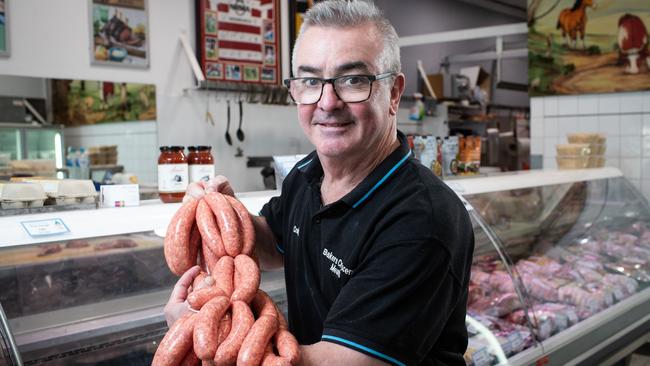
[64,121,158,184]
[531,91,650,201]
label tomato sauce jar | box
[158,146,188,203]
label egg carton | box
[0,182,48,209]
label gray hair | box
[291,0,401,75]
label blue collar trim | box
[296,158,313,170]
[352,150,412,208]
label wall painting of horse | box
[528,0,650,96]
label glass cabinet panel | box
[0,128,21,161]
[25,129,59,160]
[465,176,650,348]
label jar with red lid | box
[189,145,215,183]
[158,146,189,203]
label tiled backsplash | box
[64,121,158,184]
[530,91,650,199]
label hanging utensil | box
[225,100,233,145]
[236,100,245,142]
[205,86,215,125]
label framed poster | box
[89,0,149,68]
[528,0,650,96]
[0,0,9,57]
[197,0,281,85]
[52,79,156,126]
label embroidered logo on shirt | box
[292,225,300,237]
[322,248,354,278]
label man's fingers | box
[185,182,207,202]
[170,265,201,302]
[205,175,235,196]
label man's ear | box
[389,73,405,116]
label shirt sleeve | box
[321,238,464,365]
[259,195,285,254]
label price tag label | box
[21,218,70,238]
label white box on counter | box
[100,184,140,207]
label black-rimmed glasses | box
[283,73,395,105]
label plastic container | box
[189,146,215,183]
[556,144,590,156]
[0,183,48,209]
[158,146,188,203]
[556,155,590,170]
[54,179,98,205]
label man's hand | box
[163,265,201,327]
[300,342,390,366]
[183,175,236,203]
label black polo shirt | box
[260,131,474,366]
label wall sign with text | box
[197,0,281,85]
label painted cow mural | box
[618,14,649,74]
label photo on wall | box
[52,79,156,126]
[528,0,650,96]
[89,0,149,68]
[0,0,9,57]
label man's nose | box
[318,83,344,110]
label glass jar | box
[158,146,188,203]
[189,145,215,183]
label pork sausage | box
[237,314,279,366]
[224,195,256,256]
[179,350,200,366]
[214,301,254,365]
[232,254,260,304]
[152,312,197,366]
[197,199,227,258]
[212,256,235,297]
[274,330,301,365]
[217,312,232,346]
[188,286,227,310]
[164,199,200,275]
[194,296,231,360]
[251,290,277,319]
[205,193,242,257]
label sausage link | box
[188,286,227,310]
[193,272,213,292]
[251,290,277,319]
[237,314,279,366]
[274,330,300,365]
[164,199,200,275]
[179,350,200,366]
[190,224,204,271]
[202,241,219,274]
[214,301,255,365]
[197,199,227,258]
[261,355,291,366]
[205,193,242,257]
[152,312,197,366]
[194,296,231,360]
[274,304,288,330]
[212,256,235,297]
[224,195,256,256]
[232,255,260,304]
[217,312,232,346]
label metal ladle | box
[225,100,233,146]
[236,100,245,142]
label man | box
[166,1,474,365]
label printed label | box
[158,164,189,192]
[21,218,70,237]
[189,164,215,183]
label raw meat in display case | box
[462,169,650,365]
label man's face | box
[292,23,401,160]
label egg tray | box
[0,200,98,217]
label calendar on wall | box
[197,0,281,85]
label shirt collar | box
[299,130,412,209]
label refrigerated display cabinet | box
[0,191,283,365]
[457,167,650,365]
[0,168,649,365]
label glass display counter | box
[1,170,649,365]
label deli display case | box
[0,168,648,365]
[458,167,650,365]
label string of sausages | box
[154,192,301,366]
